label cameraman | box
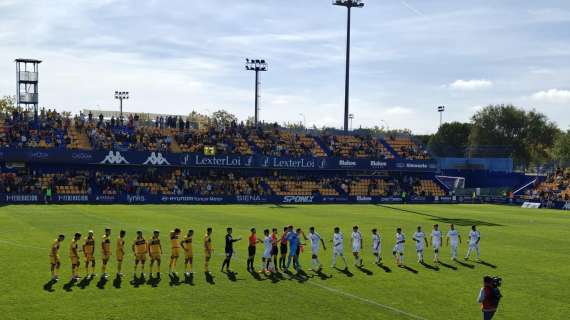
[477,276,502,320]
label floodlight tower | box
[333,0,364,132]
[114,91,129,120]
[245,58,268,126]
[437,105,446,127]
[15,58,42,117]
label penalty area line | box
[307,281,427,320]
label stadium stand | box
[247,125,326,157]
[322,133,393,159]
[384,135,430,160]
[175,123,253,155]
[1,109,81,149]
[526,168,570,202]
[0,108,452,204]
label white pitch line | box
[308,281,427,320]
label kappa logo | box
[100,151,129,164]
[143,152,170,165]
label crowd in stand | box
[399,144,430,160]
[80,113,172,152]
[0,169,90,194]
[0,109,73,148]
[175,122,251,155]
[252,125,317,157]
[526,168,570,204]
[0,167,443,198]
[323,133,391,159]
[2,108,432,160]
[92,170,267,196]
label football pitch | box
[0,204,568,320]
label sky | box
[0,0,569,134]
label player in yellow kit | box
[83,231,96,278]
[168,228,181,276]
[49,234,65,281]
[116,230,126,277]
[204,227,213,273]
[132,230,148,277]
[181,229,194,276]
[101,228,112,279]
[148,230,163,278]
[70,232,82,281]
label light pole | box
[348,113,354,131]
[437,105,446,127]
[245,59,268,126]
[380,119,390,131]
[333,0,364,132]
[299,113,306,128]
[114,91,129,121]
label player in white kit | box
[392,227,406,267]
[465,225,481,261]
[308,227,326,272]
[446,224,461,260]
[351,225,364,267]
[261,229,274,273]
[431,224,443,265]
[371,228,382,265]
[413,226,428,263]
[331,227,348,270]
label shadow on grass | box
[456,260,475,269]
[222,270,245,282]
[439,261,458,270]
[113,275,122,288]
[147,274,161,287]
[184,273,195,286]
[130,274,145,288]
[205,272,215,285]
[169,273,181,286]
[420,261,440,271]
[334,267,354,277]
[356,266,374,276]
[248,270,266,281]
[63,278,77,292]
[96,277,108,289]
[376,205,503,227]
[377,263,392,273]
[43,279,57,292]
[401,265,419,274]
[477,260,498,269]
[78,275,94,289]
[311,269,333,280]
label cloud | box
[531,89,570,104]
[528,9,570,23]
[449,79,493,91]
[385,106,413,115]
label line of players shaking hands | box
[48,224,483,282]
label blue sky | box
[0,0,569,133]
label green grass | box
[0,204,569,320]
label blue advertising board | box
[0,148,437,172]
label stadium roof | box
[15,58,42,63]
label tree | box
[187,111,211,129]
[211,110,238,128]
[428,122,472,157]
[468,104,559,166]
[552,130,570,165]
[0,95,16,114]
